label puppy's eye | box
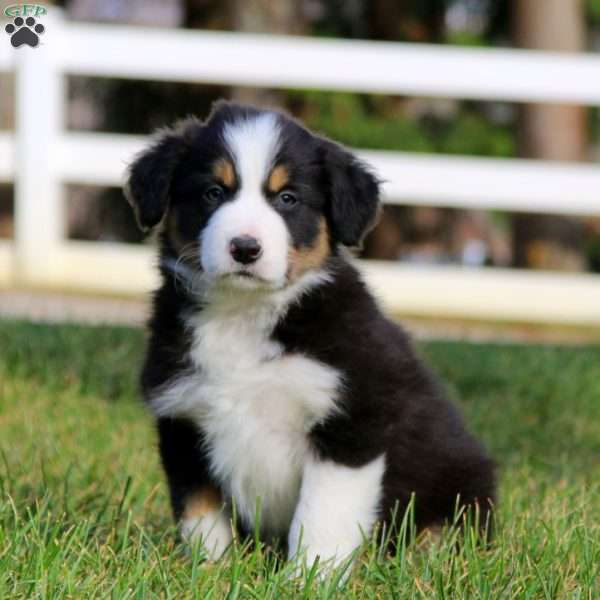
[277,191,298,207]
[204,185,225,204]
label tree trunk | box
[362,0,447,261]
[228,0,308,106]
[512,0,588,270]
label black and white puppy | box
[125,101,496,569]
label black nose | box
[230,236,263,265]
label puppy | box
[125,101,496,570]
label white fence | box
[1,9,600,325]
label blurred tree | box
[367,0,446,42]
[183,0,231,29]
[587,0,600,24]
[227,0,309,106]
[361,0,444,259]
[512,0,589,271]
[358,0,513,263]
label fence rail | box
[1,9,599,324]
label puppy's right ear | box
[124,121,194,231]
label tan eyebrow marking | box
[267,165,290,194]
[212,159,236,188]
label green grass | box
[0,320,598,599]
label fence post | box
[14,8,65,287]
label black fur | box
[320,142,381,247]
[127,101,496,549]
[125,122,195,230]
[274,258,496,533]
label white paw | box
[181,510,233,560]
[287,454,385,582]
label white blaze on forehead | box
[223,113,282,190]
[200,113,290,287]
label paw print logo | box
[5,16,45,48]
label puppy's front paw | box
[181,510,233,560]
[181,487,232,560]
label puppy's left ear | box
[321,141,381,247]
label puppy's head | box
[125,101,380,292]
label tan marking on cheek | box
[167,212,198,263]
[267,165,289,194]
[213,159,236,188]
[167,212,186,252]
[183,486,223,521]
[288,218,331,280]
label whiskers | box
[161,242,284,301]
[161,242,208,297]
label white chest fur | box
[150,281,341,536]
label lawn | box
[0,320,598,599]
